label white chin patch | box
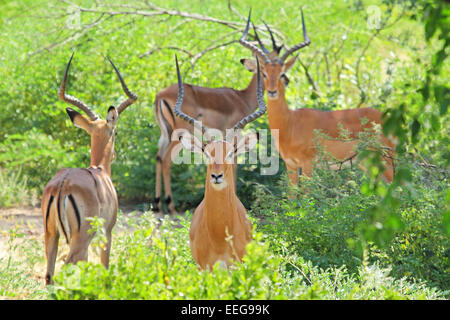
[210,180,227,191]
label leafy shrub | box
[49,212,445,300]
[50,213,300,300]
[0,128,85,191]
[249,153,449,292]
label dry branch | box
[62,0,245,30]
[31,0,285,71]
[297,55,321,96]
[139,46,194,59]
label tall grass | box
[0,169,38,208]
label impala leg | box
[299,160,313,178]
[162,141,177,215]
[381,149,395,183]
[44,231,59,285]
[65,233,92,265]
[298,159,313,195]
[286,164,299,199]
[358,151,395,183]
[382,160,394,183]
[100,229,112,269]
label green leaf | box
[411,118,421,141]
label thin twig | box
[227,0,246,21]
[190,40,238,70]
[62,0,245,30]
[297,56,321,95]
[28,13,108,57]
[139,46,194,59]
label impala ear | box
[282,74,290,86]
[106,106,118,126]
[240,58,258,73]
[283,55,298,73]
[66,108,92,133]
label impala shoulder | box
[156,83,182,100]
[58,168,99,187]
[44,168,70,189]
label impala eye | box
[262,72,267,78]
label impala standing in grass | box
[173,55,266,269]
[239,10,396,188]
[41,54,137,285]
[152,22,283,215]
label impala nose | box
[268,90,278,99]
[210,173,224,184]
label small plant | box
[86,216,108,255]
[0,227,47,299]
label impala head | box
[179,132,258,191]
[173,55,264,191]
[239,9,310,99]
[58,53,137,172]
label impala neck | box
[203,167,238,240]
[240,73,263,111]
[90,135,114,176]
[266,84,291,132]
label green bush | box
[0,0,448,300]
[48,212,445,300]
[50,213,300,300]
[249,155,449,292]
[0,128,85,191]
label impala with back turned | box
[41,54,137,285]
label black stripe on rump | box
[160,100,174,139]
[57,191,69,244]
[45,195,54,232]
[68,194,81,232]
[162,99,175,124]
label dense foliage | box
[0,0,448,300]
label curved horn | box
[239,9,270,64]
[230,56,266,132]
[58,53,99,121]
[173,55,207,133]
[262,20,283,54]
[107,56,138,115]
[280,9,311,62]
[252,22,270,54]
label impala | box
[173,55,266,269]
[239,10,396,187]
[153,19,283,215]
[41,53,137,285]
